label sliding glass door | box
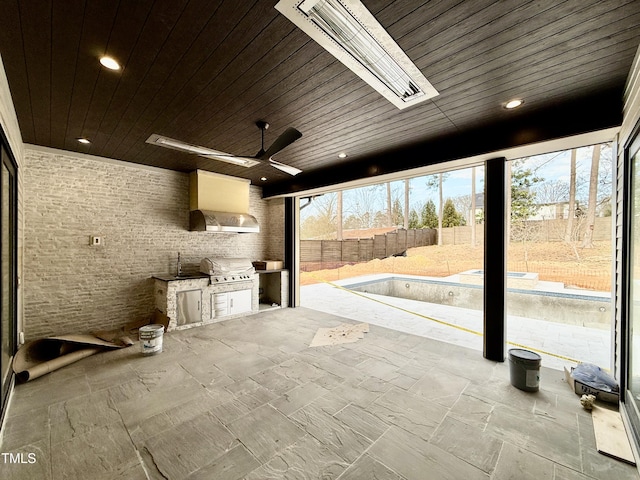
[625,123,640,439]
[0,134,16,422]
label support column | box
[484,157,507,361]
[284,197,300,307]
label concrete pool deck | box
[301,273,612,372]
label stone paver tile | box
[228,404,305,463]
[143,412,237,479]
[431,415,502,474]
[491,443,554,480]
[368,426,488,480]
[337,453,404,480]
[244,434,348,480]
[290,403,371,463]
[187,444,260,480]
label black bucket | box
[508,348,541,392]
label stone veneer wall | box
[265,197,285,261]
[23,146,279,340]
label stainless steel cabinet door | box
[176,290,202,326]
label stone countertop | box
[152,273,210,282]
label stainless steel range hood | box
[190,210,260,233]
[189,170,260,233]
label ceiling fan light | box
[276,0,438,109]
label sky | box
[301,142,613,221]
[405,144,611,208]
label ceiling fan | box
[146,121,303,175]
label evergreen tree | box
[442,198,465,227]
[511,161,542,223]
[510,160,543,249]
[343,214,361,230]
[421,200,438,228]
[392,198,404,226]
[373,211,388,228]
[408,209,420,228]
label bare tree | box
[438,174,444,245]
[471,166,477,247]
[386,182,392,227]
[336,190,343,240]
[565,149,577,243]
[581,144,601,248]
[452,194,472,224]
[404,179,410,229]
[426,173,447,246]
[344,185,380,229]
[597,143,614,216]
[300,193,337,239]
[536,180,570,205]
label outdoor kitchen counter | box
[152,273,210,282]
[153,272,259,331]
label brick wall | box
[23,146,280,340]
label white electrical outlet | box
[90,236,102,246]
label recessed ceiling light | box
[504,99,524,109]
[260,177,267,181]
[99,56,121,70]
[338,152,347,159]
[77,137,91,144]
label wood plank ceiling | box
[0,0,639,195]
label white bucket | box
[140,324,164,355]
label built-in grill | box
[199,257,259,320]
[199,257,256,283]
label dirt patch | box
[301,241,612,292]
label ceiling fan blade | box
[260,127,302,160]
[269,158,302,176]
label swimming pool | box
[344,275,611,328]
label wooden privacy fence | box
[301,228,436,266]
[440,217,612,245]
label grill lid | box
[200,257,255,276]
